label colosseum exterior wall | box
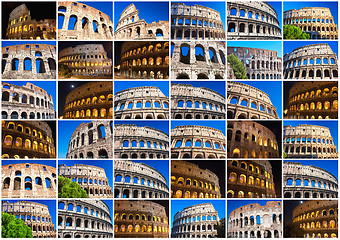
[171,203,220,238]
[66,120,113,159]
[114,124,169,159]
[284,7,338,40]
[227,160,277,198]
[171,3,225,40]
[2,44,56,79]
[114,160,169,199]
[63,81,113,119]
[171,83,225,119]
[114,200,169,238]
[286,81,338,119]
[227,81,279,119]
[227,47,282,79]
[58,1,113,40]
[58,199,113,238]
[2,120,56,159]
[171,160,221,198]
[2,200,56,238]
[114,86,169,119]
[283,43,338,79]
[227,201,282,238]
[171,41,226,79]
[227,1,282,40]
[283,161,338,199]
[283,124,338,159]
[115,4,169,40]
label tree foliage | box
[216,218,225,238]
[58,64,73,78]
[227,54,247,79]
[283,25,310,39]
[2,212,33,238]
[58,175,88,198]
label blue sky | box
[115,120,169,134]
[130,160,169,187]
[283,2,338,25]
[234,81,282,118]
[268,1,283,29]
[114,2,169,31]
[171,81,225,96]
[103,200,114,224]
[170,200,226,229]
[284,41,338,55]
[114,81,169,96]
[2,200,57,230]
[2,160,56,168]
[227,41,282,57]
[283,120,338,149]
[171,120,225,135]
[1,41,56,47]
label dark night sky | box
[58,41,113,59]
[41,120,56,147]
[283,81,296,110]
[284,200,304,223]
[114,41,124,66]
[269,160,282,197]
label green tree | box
[58,175,88,198]
[2,212,33,238]
[216,218,225,238]
[283,25,310,39]
[227,54,247,79]
[58,64,73,78]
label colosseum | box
[227,121,280,159]
[2,43,56,79]
[171,83,225,119]
[66,120,113,159]
[284,7,338,40]
[114,124,169,159]
[227,160,277,199]
[2,82,55,120]
[2,200,56,238]
[115,3,169,40]
[227,201,282,238]
[114,86,169,119]
[283,43,338,79]
[283,124,338,159]
[58,164,112,198]
[58,199,113,238]
[114,200,169,238]
[285,81,338,119]
[227,81,279,119]
[171,203,220,238]
[171,41,226,79]
[171,3,225,40]
[62,81,113,119]
[227,46,282,79]
[2,163,56,198]
[291,200,338,238]
[58,1,113,40]
[118,41,169,79]
[58,43,112,77]
[2,120,56,159]
[227,1,282,40]
[283,161,338,199]
[171,160,222,198]
[5,3,56,39]
[114,160,169,199]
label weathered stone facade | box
[114,200,169,238]
[115,4,169,40]
[283,124,337,159]
[227,81,279,119]
[171,83,225,119]
[171,41,226,79]
[171,160,221,198]
[227,160,277,198]
[2,200,56,238]
[66,120,113,159]
[2,120,56,159]
[283,43,338,79]
[2,163,56,198]
[114,124,169,159]
[283,161,338,199]
[227,1,282,40]
[58,199,113,238]
[114,160,169,198]
[58,1,113,40]
[284,7,338,39]
[171,3,225,40]
[227,201,282,238]
[171,203,220,238]
[2,44,56,79]
[114,86,169,119]
[286,81,338,119]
